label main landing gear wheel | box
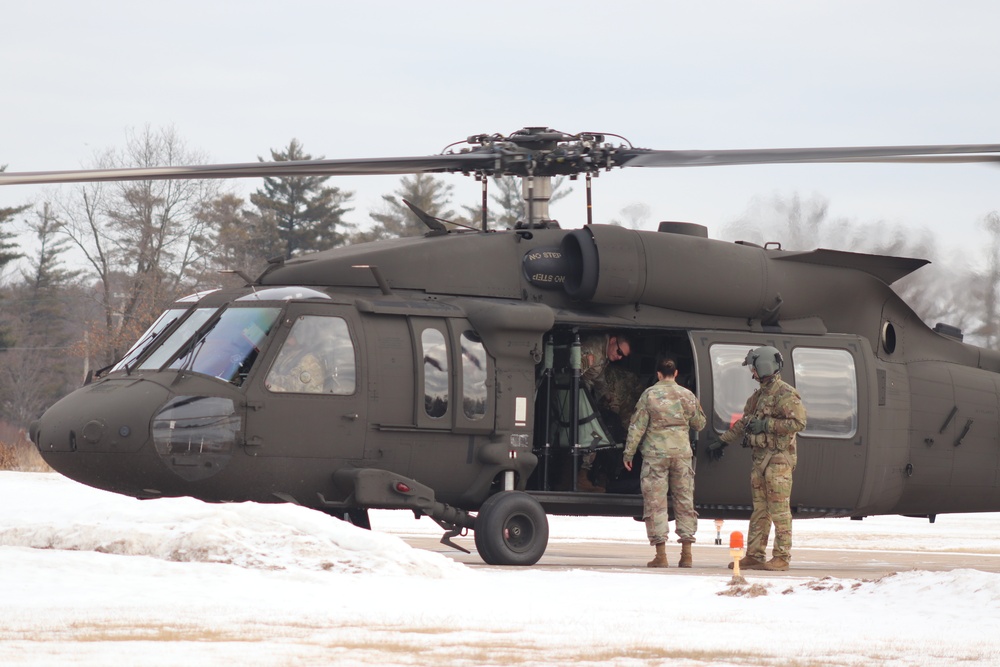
[473,491,549,565]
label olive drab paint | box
[9,128,1000,566]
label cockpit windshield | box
[138,307,281,386]
[111,308,189,373]
[138,308,219,372]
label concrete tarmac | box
[401,535,1000,578]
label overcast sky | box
[2,1,999,258]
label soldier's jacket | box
[267,351,326,393]
[579,334,609,390]
[719,373,807,467]
[624,378,707,462]
[594,363,647,425]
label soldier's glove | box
[706,439,728,461]
[747,417,770,435]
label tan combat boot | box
[728,555,766,570]
[576,469,605,493]
[647,542,669,568]
[763,557,789,571]
[678,542,693,568]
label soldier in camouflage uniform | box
[266,329,327,394]
[596,363,646,431]
[717,346,806,571]
[623,358,706,568]
[577,332,632,492]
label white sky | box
[2,471,1000,666]
[2,1,999,263]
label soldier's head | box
[743,346,783,382]
[607,333,632,362]
[655,357,678,381]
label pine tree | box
[0,171,26,272]
[22,203,79,329]
[249,139,354,256]
[354,173,458,243]
[0,174,27,351]
[0,201,80,428]
[462,175,573,230]
[197,193,282,284]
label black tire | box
[473,491,549,566]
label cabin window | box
[461,330,487,420]
[265,315,357,394]
[792,347,858,438]
[166,307,281,385]
[138,307,219,372]
[709,344,760,432]
[113,307,189,372]
[422,328,449,418]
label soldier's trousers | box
[748,462,794,560]
[641,455,697,545]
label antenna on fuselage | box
[352,264,393,296]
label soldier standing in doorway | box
[577,332,632,492]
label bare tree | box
[57,126,220,364]
[978,211,1000,347]
[610,202,652,230]
[722,192,983,341]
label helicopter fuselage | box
[29,223,1000,564]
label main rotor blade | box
[4,135,1000,187]
[0,153,497,186]
[619,144,1000,168]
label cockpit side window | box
[265,316,357,395]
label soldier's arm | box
[689,396,707,432]
[623,394,649,463]
[768,395,807,440]
[719,394,754,445]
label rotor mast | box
[522,175,553,226]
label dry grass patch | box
[0,424,51,472]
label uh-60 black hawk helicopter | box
[5,127,1000,565]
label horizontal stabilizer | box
[772,248,929,285]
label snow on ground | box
[2,471,999,666]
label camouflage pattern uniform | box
[624,378,707,545]
[578,335,611,473]
[579,334,610,391]
[267,351,326,393]
[719,372,806,561]
[597,364,645,425]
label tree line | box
[0,127,567,435]
[0,126,997,438]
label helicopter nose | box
[35,379,172,455]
